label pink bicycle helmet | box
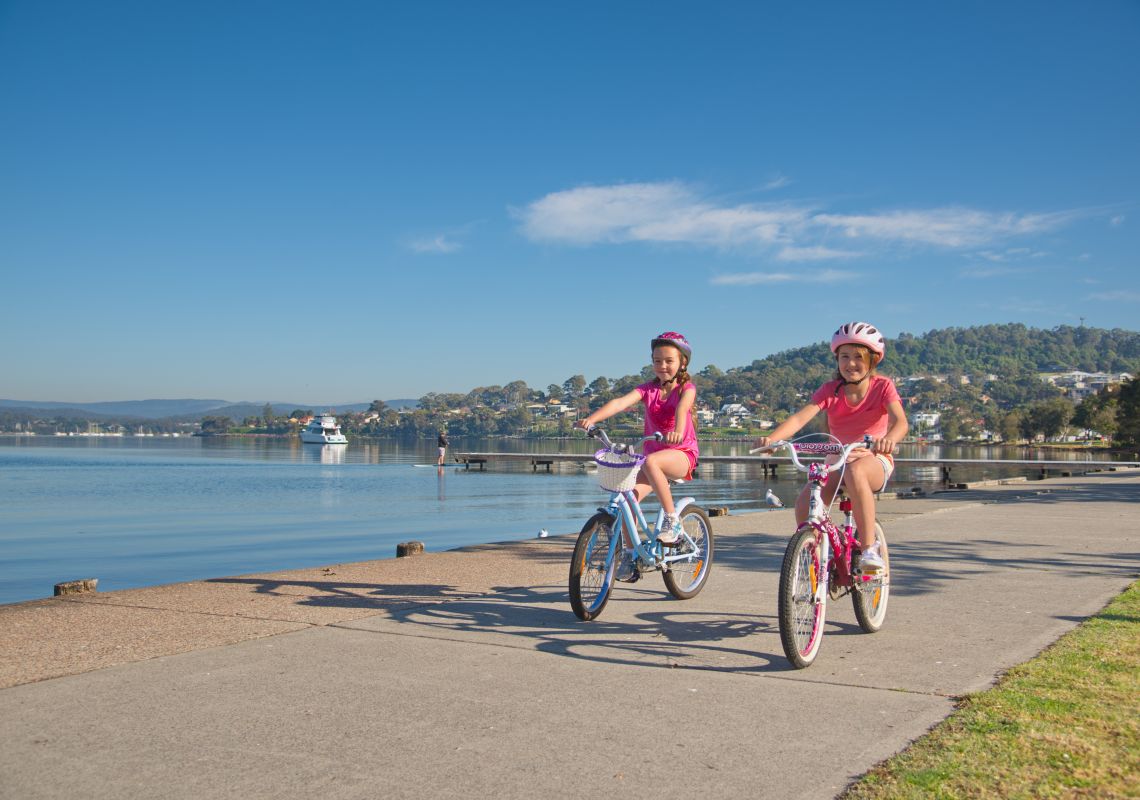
[651,331,692,359]
[830,321,885,361]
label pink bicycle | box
[757,436,890,669]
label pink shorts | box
[643,442,699,481]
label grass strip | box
[843,580,1140,799]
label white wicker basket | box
[594,448,645,492]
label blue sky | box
[2,1,1137,404]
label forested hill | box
[742,324,1140,377]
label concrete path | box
[1,471,1137,799]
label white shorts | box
[825,452,894,491]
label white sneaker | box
[614,551,638,582]
[859,543,884,574]
[656,515,682,546]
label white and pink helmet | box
[830,321,885,362]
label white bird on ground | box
[538,529,550,538]
[765,489,785,508]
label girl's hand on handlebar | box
[872,436,895,455]
[575,420,592,432]
[664,430,683,445]
[749,436,777,455]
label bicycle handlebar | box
[750,436,872,473]
[585,425,663,454]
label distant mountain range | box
[0,398,420,420]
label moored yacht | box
[299,415,348,444]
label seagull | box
[538,529,550,538]
[765,489,785,508]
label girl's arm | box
[872,400,908,455]
[576,388,642,430]
[665,384,697,444]
[753,403,820,449]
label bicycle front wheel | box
[662,505,714,600]
[852,523,890,633]
[778,525,827,669]
[569,512,618,621]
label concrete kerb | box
[0,469,1137,799]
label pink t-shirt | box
[812,375,901,444]
[636,380,699,464]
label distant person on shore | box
[753,321,907,573]
[437,430,449,466]
[576,331,699,545]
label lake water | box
[0,436,1121,605]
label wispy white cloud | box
[407,222,480,254]
[977,297,1064,316]
[763,174,792,190]
[814,208,1082,248]
[960,265,1032,279]
[515,182,810,247]
[776,245,862,262]
[1110,215,1125,226]
[1087,290,1140,302]
[408,234,462,254]
[515,182,1086,260]
[973,247,1047,263]
[711,269,858,286]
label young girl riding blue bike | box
[576,331,698,545]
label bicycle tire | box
[569,512,618,621]
[662,505,714,600]
[852,523,890,633]
[778,524,827,669]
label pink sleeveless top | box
[636,381,699,468]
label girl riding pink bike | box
[753,321,908,573]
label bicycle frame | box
[599,488,700,570]
[766,434,891,667]
[589,428,702,571]
[781,437,876,596]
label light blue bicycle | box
[569,427,714,621]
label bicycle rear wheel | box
[662,505,713,600]
[569,512,618,621]
[852,523,890,633]
[778,525,827,669]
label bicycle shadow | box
[348,581,841,674]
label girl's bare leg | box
[842,456,887,548]
[633,449,690,515]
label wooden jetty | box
[453,452,1139,482]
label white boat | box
[300,415,348,444]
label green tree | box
[999,409,1023,443]
[586,376,612,406]
[1072,387,1119,439]
[1115,378,1140,447]
[199,416,233,434]
[562,375,586,403]
[1021,398,1074,442]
